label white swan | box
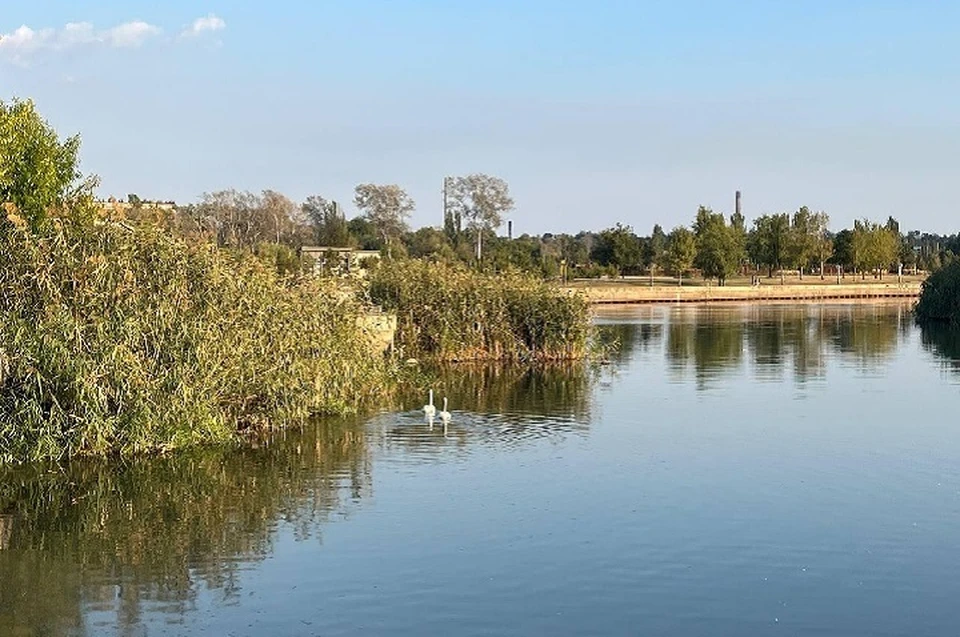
[423,389,436,420]
[439,397,451,424]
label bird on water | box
[423,389,436,420]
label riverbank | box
[570,281,921,304]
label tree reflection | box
[663,303,908,387]
[920,323,960,374]
[0,420,371,636]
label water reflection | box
[0,421,371,636]
[380,363,599,454]
[598,302,914,389]
[920,322,960,374]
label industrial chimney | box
[735,190,742,217]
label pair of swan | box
[423,389,451,424]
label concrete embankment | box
[571,282,921,305]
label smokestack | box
[735,190,741,217]
[508,220,513,240]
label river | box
[2,301,959,636]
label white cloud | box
[105,21,162,48]
[180,14,226,38]
[0,18,164,63]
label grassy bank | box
[0,209,392,463]
[369,260,594,362]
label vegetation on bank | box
[0,208,393,463]
[0,98,597,463]
[915,261,960,325]
[369,259,593,362]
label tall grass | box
[369,259,594,362]
[0,207,392,463]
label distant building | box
[301,246,381,276]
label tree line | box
[6,97,955,283]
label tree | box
[261,189,297,245]
[0,98,96,228]
[302,195,351,247]
[664,226,696,286]
[748,213,790,279]
[692,207,737,285]
[787,206,817,279]
[729,211,748,275]
[447,173,514,261]
[831,228,854,276]
[592,223,642,275]
[852,218,899,279]
[353,184,414,258]
[811,211,832,279]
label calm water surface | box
[2,302,960,636]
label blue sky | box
[3,1,959,234]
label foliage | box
[447,173,514,233]
[0,98,96,230]
[368,260,594,362]
[852,218,899,277]
[664,226,696,284]
[915,261,960,324]
[0,207,392,463]
[302,195,351,247]
[592,223,642,275]
[353,183,414,253]
[693,207,739,285]
[748,213,790,276]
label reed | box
[0,207,391,463]
[369,259,594,362]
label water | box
[2,301,959,636]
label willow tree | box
[0,98,96,229]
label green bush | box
[369,259,593,362]
[0,207,391,463]
[915,260,960,324]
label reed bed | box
[0,208,391,463]
[369,259,594,362]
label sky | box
[2,1,959,235]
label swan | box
[439,397,451,424]
[423,389,436,420]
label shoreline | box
[570,282,921,305]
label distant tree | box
[645,224,668,279]
[346,216,382,251]
[447,173,514,261]
[693,207,738,285]
[353,184,414,258]
[405,226,454,260]
[302,195,351,247]
[665,226,696,286]
[748,213,791,278]
[852,218,899,279]
[787,206,817,279]
[810,211,832,279]
[592,223,642,276]
[729,211,748,274]
[0,98,96,229]
[261,189,297,244]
